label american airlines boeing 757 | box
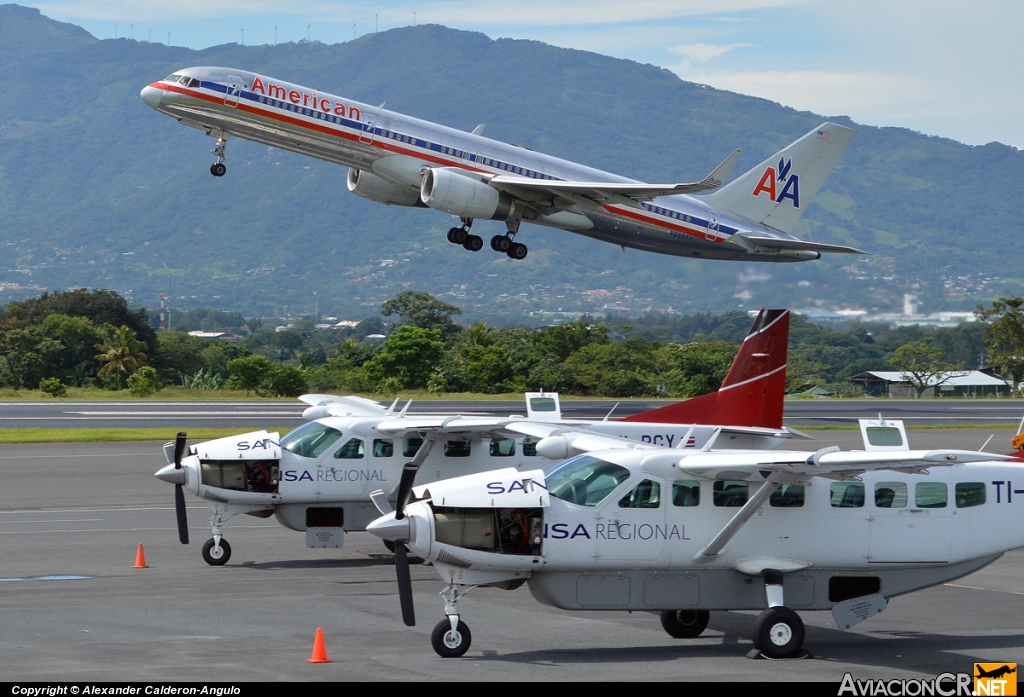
[141,67,864,262]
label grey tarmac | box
[0,433,1021,681]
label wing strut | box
[693,471,783,565]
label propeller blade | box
[394,462,417,520]
[395,542,415,627]
[173,431,187,468]
[174,484,189,544]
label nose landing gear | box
[209,134,227,177]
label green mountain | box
[0,4,1021,322]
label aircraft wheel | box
[447,227,461,243]
[660,610,710,638]
[210,163,226,177]
[507,242,528,260]
[201,538,232,566]
[431,619,472,658]
[491,235,512,252]
[462,234,483,252]
[752,607,804,658]
[450,227,468,245]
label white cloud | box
[37,0,810,24]
[667,42,754,64]
[669,68,934,120]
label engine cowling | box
[347,168,424,207]
[420,168,517,221]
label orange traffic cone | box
[133,543,149,568]
[307,627,332,663]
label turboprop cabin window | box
[281,422,342,459]
[874,482,907,508]
[372,439,394,458]
[865,426,904,447]
[955,482,986,508]
[672,481,700,507]
[619,479,661,508]
[769,483,805,507]
[444,440,471,457]
[490,438,515,457]
[545,455,630,507]
[333,438,365,459]
[522,437,539,456]
[915,482,947,508]
[403,437,423,457]
[713,481,748,507]
[831,482,865,508]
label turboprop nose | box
[366,512,411,542]
[140,85,163,109]
[155,463,185,485]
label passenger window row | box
[330,436,537,460]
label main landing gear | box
[658,570,807,659]
[445,218,528,260]
[209,134,227,177]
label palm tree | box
[95,325,148,377]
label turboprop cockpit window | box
[333,438,365,459]
[280,422,342,459]
[545,455,630,507]
[619,479,661,508]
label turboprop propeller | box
[369,437,438,627]
[155,432,190,544]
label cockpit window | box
[163,74,184,83]
[280,422,342,459]
[545,455,630,507]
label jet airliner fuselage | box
[141,67,863,262]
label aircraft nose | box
[155,463,185,485]
[140,85,163,109]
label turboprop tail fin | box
[621,308,789,429]
[705,123,855,234]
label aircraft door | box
[705,209,720,240]
[224,75,243,107]
[597,477,669,565]
[868,480,951,563]
[359,119,376,146]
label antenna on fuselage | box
[603,403,619,421]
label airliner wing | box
[488,149,742,202]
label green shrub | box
[39,377,67,398]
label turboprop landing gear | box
[750,569,806,659]
[431,584,476,658]
[660,610,710,638]
[209,134,227,177]
[202,509,232,565]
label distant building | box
[186,331,241,344]
[848,370,1010,398]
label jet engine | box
[420,168,518,221]
[347,168,424,207]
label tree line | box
[2,289,1023,398]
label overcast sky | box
[35,0,1024,148]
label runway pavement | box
[0,434,1022,681]
[2,397,1024,429]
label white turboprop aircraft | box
[156,309,800,565]
[141,68,863,262]
[365,418,1016,659]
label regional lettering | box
[282,469,383,483]
[250,76,361,121]
[542,522,689,541]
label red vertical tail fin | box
[621,308,789,429]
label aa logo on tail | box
[751,157,800,208]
